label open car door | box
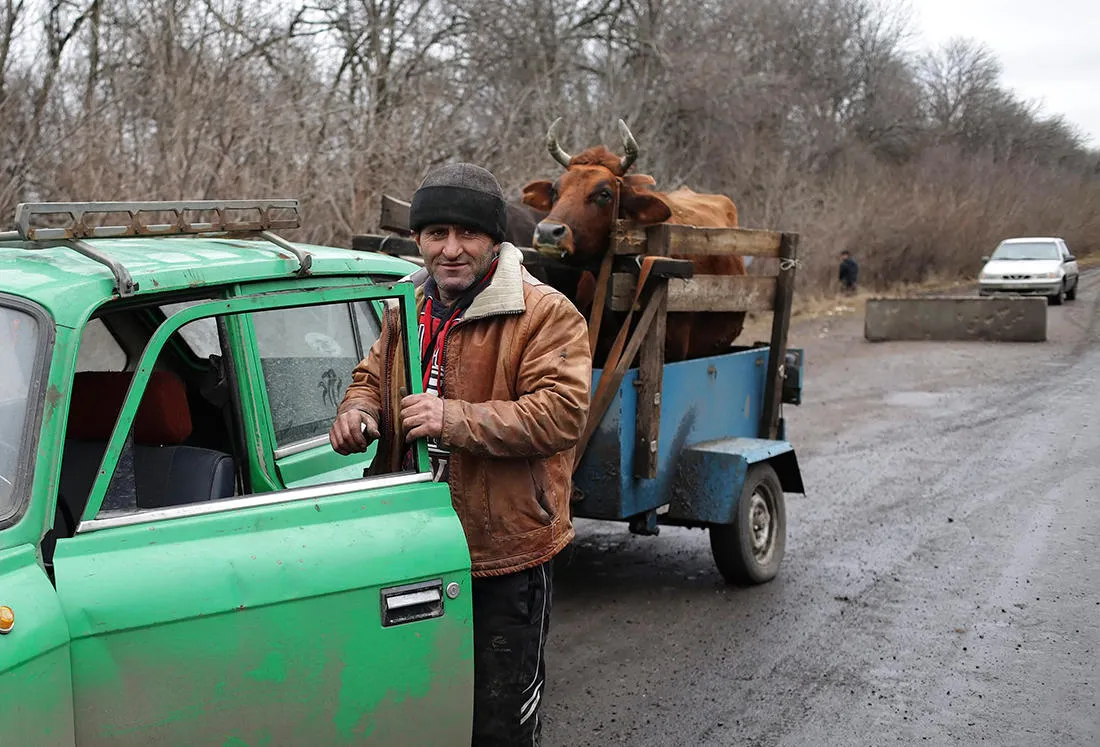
[50,283,472,745]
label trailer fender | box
[667,438,804,525]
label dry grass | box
[1077,252,1100,269]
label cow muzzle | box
[533,220,574,258]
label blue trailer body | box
[358,212,805,582]
[573,345,805,526]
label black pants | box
[471,561,553,746]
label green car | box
[0,201,473,745]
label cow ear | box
[522,180,554,211]
[623,173,657,189]
[620,182,671,224]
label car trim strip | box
[273,434,333,459]
[75,471,432,533]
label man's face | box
[416,224,497,302]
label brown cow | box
[521,118,747,364]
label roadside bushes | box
[743,145,1100,296]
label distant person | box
[838,250,859,295]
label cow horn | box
[546,117,572,168]
[617,119,639,173]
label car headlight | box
[980,272,998,280]
[1038,272,1058,279]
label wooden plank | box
[609,274,777,312]
[760,232,799,440]
[612,222,648,255]
[612,221,783,258]
[634,225,670,479]
[351,233,419,256]
[380,194,412,234]
[574,281,662,470]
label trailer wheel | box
[709,463,786,585]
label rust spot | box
[44,384,63,411]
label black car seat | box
[57,370,236,529]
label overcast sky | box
[909,0,1100,147]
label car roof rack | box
[0,199,311,297]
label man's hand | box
[329,409,379,455]
[401,393,444,443]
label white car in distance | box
[979,237,1079,305]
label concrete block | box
[864,297,1047,342]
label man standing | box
[838,250,859,295]
[329,163,592,745]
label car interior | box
[42,291,248,576]
[41,284,400,581]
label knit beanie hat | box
[409,163,508,244]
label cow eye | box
[549,187,558,204]
[593,188,613,205]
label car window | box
[63,289,412,528]
[0,305,40,516]
[76,318,126,372]
[353,299,383,350]
[991,242,1061,261]
[161,301,220,358]
[251,301,380,447]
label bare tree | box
[1,0,1095,287]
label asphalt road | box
[543,270,1100,746]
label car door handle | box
[381,580,445,627]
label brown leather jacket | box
[337,244,592,576]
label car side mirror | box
[1065,255,1076,263]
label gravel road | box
[543,270,1100,746]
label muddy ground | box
[543,271,1099,746]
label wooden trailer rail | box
[607,221,792,312]
[359,192,799,479]
[603,221,800,478]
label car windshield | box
[990,242,1060,261]
[0,304,40,516]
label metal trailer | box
[357,197,806,585]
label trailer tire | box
[709,463,786,586]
